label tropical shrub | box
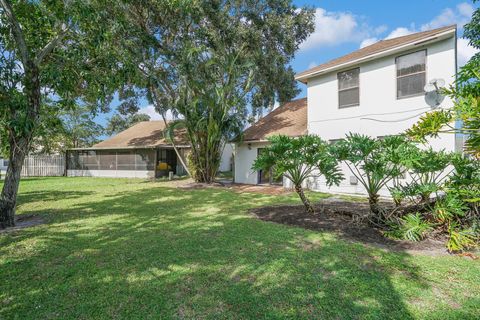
[386,213,433,242]
[401,148,453,202]
[447,223,478,252]
[253,135,342,213]
[386,154,480,252]
[332,134,414,224]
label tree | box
[29,105,105,154]
[105,113,150,136]
[407,2,480,157]
[332,134,414,223]
[0,0,126,227]
[61,106,104,149]
[115,0,314,183]
[253,135,342,213]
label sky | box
[98,0,479,127]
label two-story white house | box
[234,25,459,195]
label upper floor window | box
[338,68,360,108]
[396,50,426,99]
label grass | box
[0,177,479,319]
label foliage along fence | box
[20,155,65,177]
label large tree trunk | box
[0,138,28,228]
[295,184,314,214]
[0,61,40,228]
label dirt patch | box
[0,214,45,234]
[178,182,226,189]
[250,199,449,256]
[229,183,292,196]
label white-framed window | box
[396,50,426,99]
[338,68,360,108]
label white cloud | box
[457,38,479,66]
[421,2,473,31]
[300,8,367,50]
[457,2,475,17]
[137,105,175,121]
[374,25,388,35]
[386,27,415,39]
[360,37,379,48]
[308,61,318,69]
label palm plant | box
[400,148,453,202]
[253,135,342,213]
[332,134,414,223]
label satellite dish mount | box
[424,78,446,108]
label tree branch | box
[0,0,29,64]
[34,23,68,65]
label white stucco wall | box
[0,159,6,169]
[234,141,269,184]
[219,143,234,172]
[233,36,457,196]
[306,36,457,195]
[67,170,155,179]
[0,159,8,175]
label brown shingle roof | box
[242,98,307,142]
[92,121,189,149]
[296,25,456,82]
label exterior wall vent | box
[350,176,358,185]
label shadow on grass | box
[0,181,474,319]
[17,190,95,204]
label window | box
[338,68,360,108]
[396,50,426,99]
[3,159,9,167]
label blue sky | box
[98,0,479,128]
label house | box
[234,98,307,185]
[0,158,8,173]
[234,25,459,195]
[67,121,234,179]
[67,121,189,178]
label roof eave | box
[67,144,190,151]
[295,28,456,83]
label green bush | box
[332,133,414,223]
[447,223,478,252]
[253,135,342,213]
[386,213,433,242]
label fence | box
[21,155,65,177]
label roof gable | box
[92,121,189,149]
[241,98,307,142]
[296,25,456,82]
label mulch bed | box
[250,198,449,255]
[0,214,45,234]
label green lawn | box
[0,178,479,319]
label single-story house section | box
[67,121,191,179]
[0,158,8,175]
[234,98,307,185]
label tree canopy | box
[111,0,315,182]
[407,1,480,157]
[0,0,130,227]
